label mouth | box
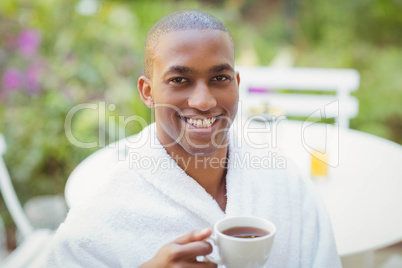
[180,115,220,128]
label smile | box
[183,116,218,128]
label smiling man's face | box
[147,29,239,156]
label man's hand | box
[140,228,217,267]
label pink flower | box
[24,64,41,95]
[18,29,42,58]
[1,68,21,92]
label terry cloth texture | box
[43,123,341,267]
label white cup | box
[206,216,276,268]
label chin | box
[182,136,229,156]
[183,145,219,157]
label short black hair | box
[144,9,234,78]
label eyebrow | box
[163,65,195,77]
[209,63,234,74]
[163,63,234,78]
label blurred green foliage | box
[0,0,401,248]
[293,0,402,141]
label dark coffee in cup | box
[206,216,276,266]
[222,226,269,239]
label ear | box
[138,75,154,108]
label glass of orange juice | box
[311,149,329,179]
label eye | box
[170,77,189,83]
[212,75,230,81]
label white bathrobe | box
[43,124,341,267]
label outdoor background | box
[1,0,401,251]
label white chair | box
[0,216,7,260]
[0,134,56,267]
[0,134,34,240]
[236,66,360,129]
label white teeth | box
[186,117,217,128]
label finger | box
[174,228,213,244]
[165,240,213,262]
[180,261,217,268]
[174,240,213,260]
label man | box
[44,10,341,267]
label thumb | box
[174,228,213,244]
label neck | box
[163,142,229,212]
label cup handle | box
[205,234,222,265]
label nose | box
[187,82,217,111]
